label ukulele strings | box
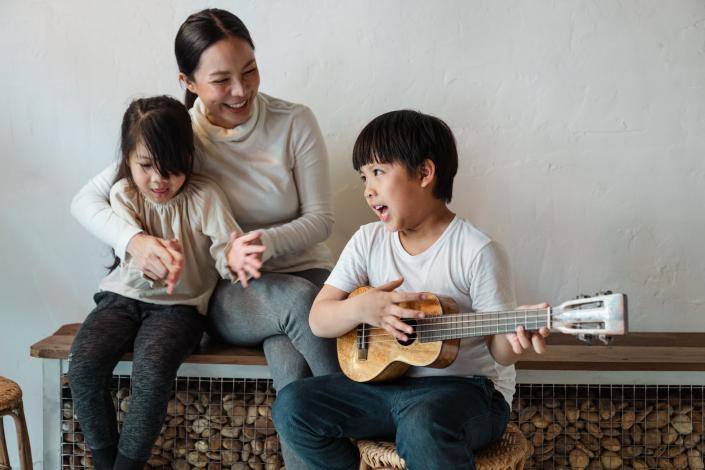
[356,310,548,341]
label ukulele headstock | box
[551,291,628,344]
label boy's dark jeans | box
[272,373,510,470]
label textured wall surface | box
[1,1,704,467]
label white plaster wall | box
[1,0,703,466]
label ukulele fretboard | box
[414,309,550,342]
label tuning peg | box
[577,334,613,345]
[596,290,613,296]
[576,294,590,299]
[577,333,595,344]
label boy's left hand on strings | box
[504,303,551,355]
[226,230,267,288]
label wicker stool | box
[0,377,33,470]
[357,423,527,470]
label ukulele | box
[337,287,627,382]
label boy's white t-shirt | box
[326,216,517,404]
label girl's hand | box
[226,230,267,288]
[126,234,184,294]
[359,278,426,342]
[504,303,551,355]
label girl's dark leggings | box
[67,292,205,469]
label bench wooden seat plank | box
[516,333,705,371]
[30,323,267,366]
[31,325,705,371]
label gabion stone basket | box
[61,375,282,469]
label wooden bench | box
[30,326,705,469]
[32,325,705,370]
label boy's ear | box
[419,159,436,188]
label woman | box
[71,9,339,469]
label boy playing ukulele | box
[273,110,549,470]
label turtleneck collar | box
[191,94,261,143]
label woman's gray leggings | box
[207,269,341,470]
[67,292,205,466]
[207,269,340,392]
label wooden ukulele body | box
[336,287,461,382]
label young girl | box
[67,95,243,470]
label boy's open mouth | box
[372,204,388,216]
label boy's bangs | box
[352,126,398,171]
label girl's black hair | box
[352,110,459,203]
[175,8,255,109]
[109,95,194,272]
[114,95,194,185]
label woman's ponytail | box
[185,89,198,109]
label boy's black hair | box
[114,95,194,185]
[352,110,458,202]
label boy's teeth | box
[227,101,246,108]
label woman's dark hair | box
[352,110,459,203]
[109,95,194,271]
[175,9,255,109]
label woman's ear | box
[179,73,197,94]
[419,159,436,188]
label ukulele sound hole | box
[398,320,417,346]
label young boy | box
[272,110,549,470]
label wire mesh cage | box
[59,377,705,469]
[510,384,705,470]
[61,374,283,469]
